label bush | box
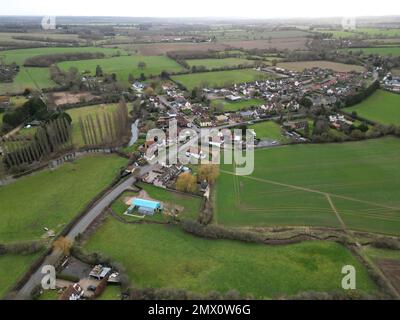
[370,238,400,250]
[0,240,45,255]
[57,273,80,283]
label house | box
[60,283,84,300]
[225,95,242,102]
[215,114,228,124]
[0,96,10,109]
[132,82,145,91]
[129,198,162,216]
[89,265,112,280]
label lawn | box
[97,285,121,300]
[216,137,400,235]
[111,183,202,221]
[185,58,254,69]
[344,90,400,125]
[66,103,119,148]
[211,98,264,112]
[171,69,274,91]
[0,155,128,243]
[249,121,288,142]
[0,252,42,298]
[84,220,376,298]
[277,61,365,72]
[58,55,183,85]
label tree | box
[144,87,155,96]
[128,73,135,83]
[138,61,147,70]
[198,164,220,185]
[176,172,197,193]
[95,65,103,77]
[139,73,146,81]
[53,237,73,256]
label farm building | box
[129,198,162,216]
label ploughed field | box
[216,137,400,235]
[277,61,365,72]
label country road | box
[15,164,153,300]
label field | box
[277,61,365,72]
[0,67,56,95]
[66,104,119,147]
[0,155,128,243]
[344,90,400,125]
[317,28,400,39]
[0,252,42,298]
[211,98,264,112]
[0,47,123,65]
[216,137,400,235]
[345,47,400,57]
[84,220,376,298]
[249,121,288,142]
[58,55,183,85]
[185,58,254,69]
[171,69,274,90]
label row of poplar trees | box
[78,99,130,148]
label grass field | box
[0,67,56,95]
[66,104,119,147]
[249,121,288,142]
[171,69,274,90]
[216,137,400,235]
[317,28,400,39]
[0,47,123,66]
[59,55,183,85]
[0,155,128,243]
[0,252,42,298]
[97,285,121,300]
[211,98,264,112]
[345,47,400,57]
[344,90,400,125]
[185,58,254,69]
[84,220,376,298]
[277,61,364,72]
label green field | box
[171,69,274,91]
[249,121,288,142]
[216,137,400,235]
[0,252,42,298]
[0,155,127,243]
[84,220,376,298]
[66,104,119,147]
[211,98,264,112]
[345,47,400,57]
[97,285,121,300]
[0,67,56,95]
[344,90,400,125]
[318,28,400,39]
[59,55,183,85]
[186,58,254,69]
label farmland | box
[0,155,128,243]
[84,220,376,298]
[316,28,400,39]
[185,58,255,69]
[0,252,43,298]
[346,47,400,57]
[277,61,365,72]
[344,90,400,125]
[66,103,119,147]
[216,137,400,235]
[58,55,183,85]
[211,98,264,112]
[172,69,274,91]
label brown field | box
[134,42,230,55]
[47,91,99,107]
[277,60,365,72]
[376,259,400,293]
[391,68,400,76]
[222,38,308,51]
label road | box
[15,164,154,300]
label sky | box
[1,0,400,18]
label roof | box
[132,198,161,210]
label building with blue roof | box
[128,198,162,216]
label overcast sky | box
[1,0,400,18]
